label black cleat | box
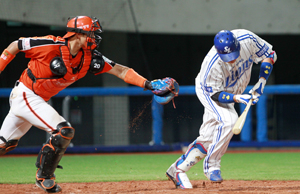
[35,179,62,193]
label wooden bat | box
[232,98,253,135]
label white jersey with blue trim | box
[196,29,273,96]
[166,29,275,182]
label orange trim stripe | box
[124,68,147,88]
[59,126,75,140]
[0,49,15,71]
[36,169,55,189]
[49,141,55,150]
[6,145,17,151]
[23,92,55,131]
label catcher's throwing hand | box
[234,94,259,105]
[145,77,179,108]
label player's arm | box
[259,50,276,80]
[211,91,258,105]
[91,51,151,89]
[102,52,177,94]
[249,50,277,96]
[106,64,152,90]
[0,41,20,74]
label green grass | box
[1,152,300,184]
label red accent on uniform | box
[269,51,275,64]
[18,36,91,101]
[18,35,112,101]
[23,92,55,131]
[124,68,147,88]
[0,143,17,151]
[197,143,207,153]
[94,61,113,75]
[6,145,17,151]
[0,49,15,71]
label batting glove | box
[234,94,259,105]
[249,77,266,97]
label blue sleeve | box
[259,62,273,80]
[211,91,235,103]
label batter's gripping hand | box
[235,94,258,105]
[249,78,266,97]
[152,77,179,107]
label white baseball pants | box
[0,81,65,147]
[195,84,238,174]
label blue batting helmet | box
[214,30,240,62]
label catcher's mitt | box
[151,77,179,108]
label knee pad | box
[177,140,207,172]
[0,136,18,155]
[52,121,75,148]
[36,121,74,180]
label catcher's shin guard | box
[35,121,74,191]
[177,140,207,172]
[0,136,18,155]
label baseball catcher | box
[0,15,178,193]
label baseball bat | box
[232,98,253,135]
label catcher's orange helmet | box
[63,16,102,50]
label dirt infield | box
[2,180,300,194]
[2,150,300,193]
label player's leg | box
[195,86,238,183]
[12,83,65,134]
[0,84,33,155]
[14,83,74,193]
[166,140,207,189]
[0,113,32,155]
[198,102,237,182]
[202,104,237,182]
[35,121,74,193]
[25,102,72,193]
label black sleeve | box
[89,50,105,74]
[144,80,153,90]
[211,91,222,102]
[18,39,23,50]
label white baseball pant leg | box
[0,81,65,147]
[195,86,238,174]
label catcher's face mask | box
[63,16,103,50]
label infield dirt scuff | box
[2,180,300,194]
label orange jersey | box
[18,35,115,101]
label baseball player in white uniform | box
[166,29,277,189]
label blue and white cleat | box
[166,163,193,189]
[205,170,223,183]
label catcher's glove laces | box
[151,77,179,108]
